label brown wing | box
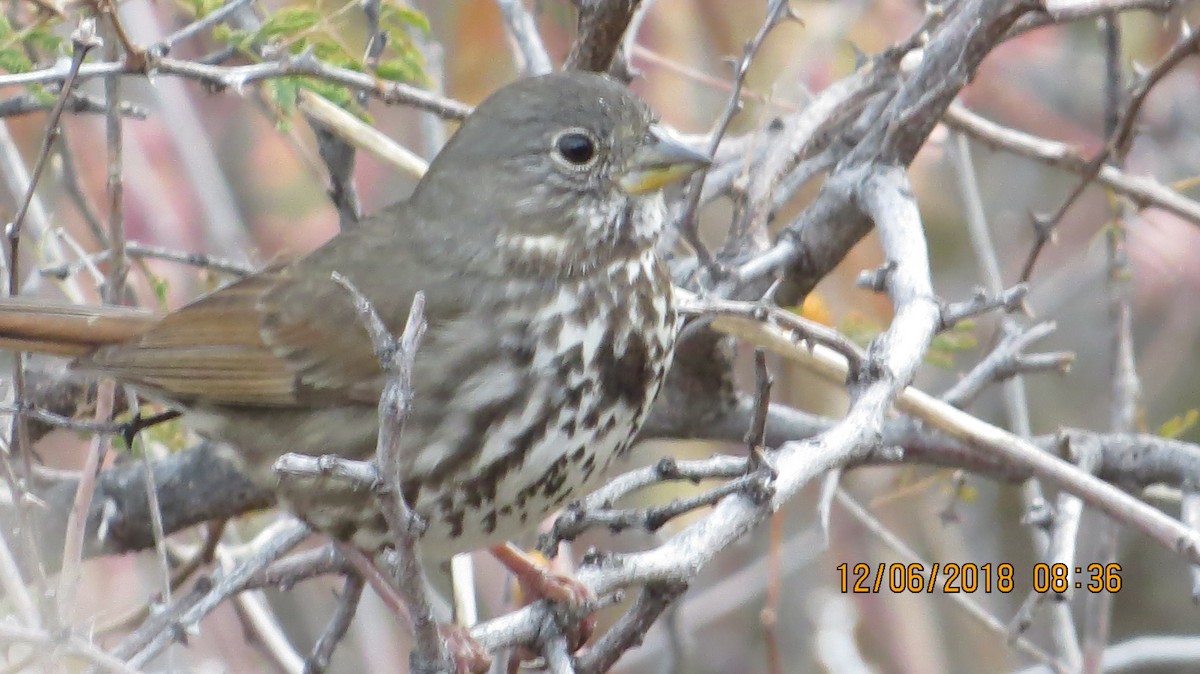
[82,207,477,407]
[79,268,368,406]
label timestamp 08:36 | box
[836,562,1123,594]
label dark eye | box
[554,132,596,166]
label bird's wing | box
[83,209,473,407]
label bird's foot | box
[489,542,594,608]
[489,542,597,656]
[437,623,491,674]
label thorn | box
[1030,211,1054,238]
[848,42,868,69]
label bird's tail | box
[0,299,157,357]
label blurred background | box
[3,0,1200,672]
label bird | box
[0,72,710,558]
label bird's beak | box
[618,125,712,195]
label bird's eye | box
[553,131,597,166]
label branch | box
[732,0,1039,305]
[0,53,471,120]
[943,104,1200,227]
[328,274,445,673]
[564,0,640,72]
[495,0,553,75]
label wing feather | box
[80,206,478,408]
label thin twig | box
[574,583,683,674]
[495,0,553,75]
[55,380,115,626]
[1017,19,1200,282]
[0,53,472,120]
[303,573,365,674]
[40,241,254,279]
[676,0,792,278]
[119,519,311,668]
[330,273,445,672]
[834,489,1067,672]
[150,0,253,57]
[6,21,101,284]
[5,27,102,589]
[940,321,1062,409]
[939,284,1029,330]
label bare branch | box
[495,0,553,75]
[564,0,640,73]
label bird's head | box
[411,72,710,275]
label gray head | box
[411,72,710,274]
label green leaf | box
[26,27,63,53]
[924,348,954,369]
[212,24,255,50]
[380,4,430,35]
[187,0,226,19]
[143,415,188,453]
[0,47,32,74]
[150,276,171,313]
[299,79,357,112]
[313,39,360,70]
[375,53,423,83]
[267,76,302,127]
[840,315,881,348]
[1159,409,1199,440]
[931,330,978,353]
[257,8,323,41]
[28,84,55,105]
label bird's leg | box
[490,542,598,667]
[436,624,491,674]
[490,542,595,608]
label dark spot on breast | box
[447,510,464,538]
[424,393,523,487]
[508,338,535,367]
[482,510,497,534]
[582,406,601,430]
[541,456,569,498]
[598,415,616,436]
[581,455,596,481]
[543,312,564,345]
[466,399,515,454]
[509,403,555,462]
[636,291,658,325]
[563,385,583,411]
[464,484,483,509]
[401,479,421,506]
[595,330,651,411]
[554,344,584,379]
[577,289,600,324]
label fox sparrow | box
[0,72,709,555]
